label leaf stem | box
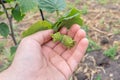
[0,0,17,45]
[56,10,59,17]
[39,9,44,21]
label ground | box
[0,0,120,80]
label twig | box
[1,0,17,45]
[39,9,44,21]
[93,11,103,20]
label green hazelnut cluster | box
[52,32,75,48]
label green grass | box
[95,75,101,80]
[81,4,88,15]
[0,40,16,72]
[110,0,120,4]
[103,45,118,59]
[96,0,109,5]
[81,25,89,32]
[113,29,120,35]
[81,25,101,52]
[0,47,11,72]
[87,38,101,52]
[96,0,120,4]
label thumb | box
[29,29,54,45]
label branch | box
[0,0,17,45]
[39,9,45,21]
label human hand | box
[0,24,88,80]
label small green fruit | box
[52,32,75,48]
[61,35,75,48]
[51,32,62,42]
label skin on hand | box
[0,24,89,80]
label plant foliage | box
[103,45,118,59]
[22,8,83,48]
[12,5,25,22]
[0,22,9,38]
[22,20,52,37]
[38,0,66,13]
[0,0,85,65]
[16,0,38,13]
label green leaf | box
[63,8,81,19]
[53,8,83,32]
[60,17,83,29]
[6,0,14,3]
[10,46,17,56]
[0,22,9,38]
[38,0,66,13]
[12,5,25,22]
[0,11,4,16]
[16,0,38,13]
[22,20,52,37]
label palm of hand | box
[10,25,88,80]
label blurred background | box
[0,0,120,80]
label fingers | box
[50,52,72,79]
[42,45,72,79]
[71,29,86,51]
[67,24,80,38]
[74,29,86,44]
[67,38,89,71]
[53,43,67,55]
[60,27,68,34]
[61,50,72,61]
[61,29,86,60]
[53,24,81,55]
[28,29,54,45]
